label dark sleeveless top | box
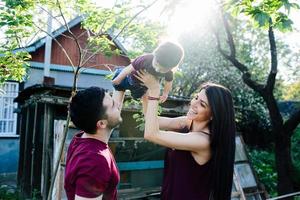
[161,123,212,200]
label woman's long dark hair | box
[201,83,236,200]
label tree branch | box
[37,5,65,27]
[215,30,265,93]
[112,0,159,42]
[56,0,83,67]
[283,109,300,135]
[221,12,236,57]
[266,19,278,92]
[32,22,75,69]
[81,0,158,67]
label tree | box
[1,0,163,199]
[0,0,33,84]
[171,22,273,146]
[284,81,300,100]
[215,0,300,197]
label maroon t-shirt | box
[64,132,119,200]
[130,54,173,83]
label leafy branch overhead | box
[0,0,163,84]
[227,0,299,31]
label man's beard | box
[107,117,122,129]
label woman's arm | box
[158,116,190,131]
[135,71,209,152]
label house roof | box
[14,16,128,55]
[15,84,191,105]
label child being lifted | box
[112,41,184,112]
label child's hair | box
[153,41,184,69]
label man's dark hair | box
[69,87,107,134]
[153,41,184,69]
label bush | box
[248,128,300,197]
[292,128,300,190]
[248,148,277,197]
[0,185,19,200]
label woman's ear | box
[96,120,108,129]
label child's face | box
[152,57,172,73]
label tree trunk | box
[275,129,294,198]
[263,93,294,197]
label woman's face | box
[187,89,212,122]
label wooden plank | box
[32,103,44,198]
[17,107,26,187]
[52,119,67,200]
[117,161,164,171]
[235,163,257,189]
[30,24,130,68]
[41,104,52,199]
[118,187,161,199]
[30,103,38,190]
[232,170,246,200]
[235,136,247,162]
[22,106,33,197]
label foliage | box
[125,98,163,132]
[283,81,300,100]
[226,0,299,31]
[248,147,278,197]
[224,0,300,193]
[291,128,300,188]
[172,25,272,145]
[0,186,19,200]
[0,0,163,84]
[0,0,33,84]
[248,128,300,197]
[0,51,31,83]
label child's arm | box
[112,65,134,85]
[160,80,173,103]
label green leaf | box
[253,11,270,27]
[290,3,300,9]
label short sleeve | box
[164,71,173,82]
[131,54,153,71]
[75,156,111,198]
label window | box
[0,82,19,136]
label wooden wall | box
[30,24,130,70]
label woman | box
[136,71,236,200]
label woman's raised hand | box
[134,70,160,91]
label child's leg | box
[113,90,125,110]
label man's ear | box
[97,120,108,129]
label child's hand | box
[160,94,168,103]
[112,78,121,85]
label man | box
[64,87,122,200]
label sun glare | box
[166,0,215,39]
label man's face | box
[102,93,122,129]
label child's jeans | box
[112,68,147,99]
